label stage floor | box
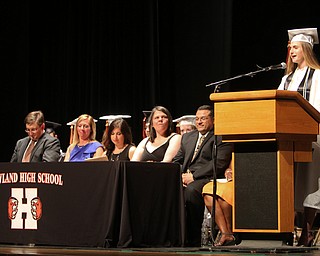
[0,244,319,256]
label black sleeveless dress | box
[108,144,133,161]
[140,134,177,162]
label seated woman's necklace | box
[110,144,128,161]
[78,140,91,147]
[114,144,128,153]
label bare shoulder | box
[170,133,182,143]
[137,137,149,148]
[129,145,137,152]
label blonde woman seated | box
[202,165,237,246]
[64,114,104,162]
[101,118,136,161]
[131,106,181,162]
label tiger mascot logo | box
[8,196,42,221]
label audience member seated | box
[202,164,239,246]
[64,114,104,162]
[45,120,65,161]
[142,110,151,138]
[144,121,150,138]
[173,115,196,135]
[131,106,181,162]
[11,110,61,162]
[101,118,136,161]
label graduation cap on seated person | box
[142,111,151,138]
[173,115,196,134]
[142,110,151,120]
[45,121,61,136]
[173,115,196,126]
[66,118,78,126]
[99,115,131,133]
[99,114,131,125]
[66,117,98,126]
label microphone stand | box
[209,131,218,247]
[206,65,278,91]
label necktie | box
[22,141,35,162]
[192,135,205,161]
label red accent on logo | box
[8,197,18,220]
[31,197,42,220]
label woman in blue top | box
[64,114,104,162]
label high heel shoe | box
[215,233,236,246]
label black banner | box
[0,161,185,248]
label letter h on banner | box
[10,188,38,229]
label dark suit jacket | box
[10,132,61,162]
[173,129,232,180]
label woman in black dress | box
[101,118,136,161]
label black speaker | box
[234,141,278,230]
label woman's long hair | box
[72,114,96,146]
[286,42,320,75]
[101,118,133,154]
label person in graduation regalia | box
[278,28,320,111]
[278,28,320,246]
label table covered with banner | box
[0,161,185,248]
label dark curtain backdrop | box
[1,0,232,161]
[1,0,320,162]
[230,0,320,91]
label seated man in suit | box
[11,110,61,162]
[173,105,232,247]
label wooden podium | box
[210,90,320,233]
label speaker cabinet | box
[233,141,294,232]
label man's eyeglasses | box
[25,127,39,133]
[195,116,210,122]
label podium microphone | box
[205,62,287,88]
[265,62,287,71]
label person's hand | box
[225,168,232,181]
[182,171,194,186]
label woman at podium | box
[278,28,320,112]
[278,28,320,246]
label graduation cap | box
[288,28,319,47]
[141,111,151,138]
[173,115,196,126]
[67,117,98,126]
[99,115,131,125]
[67,118,78,126]
[143,110,151,118]
[142,110,151,123]
[173,115,196,135]
[45,121,61,134]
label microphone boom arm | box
[206,64,282,88]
